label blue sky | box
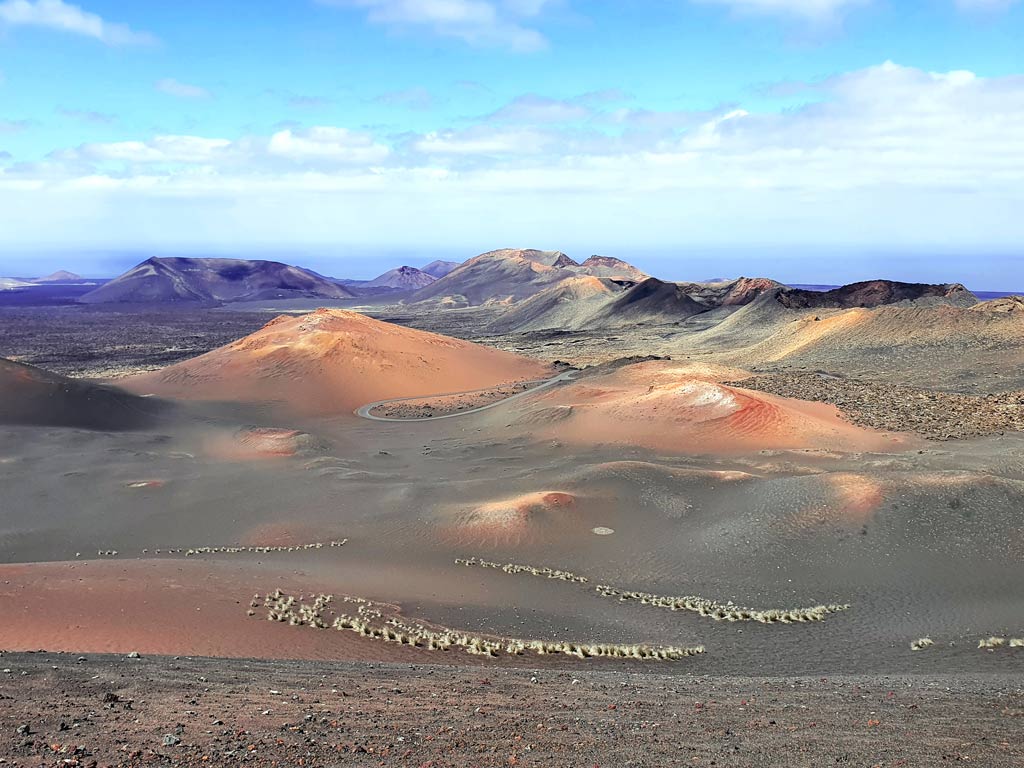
[0,0,1023,285]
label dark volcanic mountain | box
[0,358,170,430]
[80,257,355,305]
[364,266,437,290]
[585,277,708,327]
[486,276,632,333]
[682,277,786,308]
[777,280,977,309]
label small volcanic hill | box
[122,309,551,415]
[410,249,649,307]
[777,280,977,309]
[510,360,907,455]
[0,358,168,430]
[80,257,355,305]
[420,260,461,278]
[670,277,786,309]
[487,276,630,333]
[410,249,577,305]
[571,256,649,281]
[32,270,83,283]
[584,277,708,327]
[364,266,437,290]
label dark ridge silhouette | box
[777,280,977,309]
[80,257,355,305]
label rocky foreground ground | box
[1,653,1022,767]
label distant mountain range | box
[4,251,1015,323]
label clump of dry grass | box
[454,554,849,625]
[594,584,849,624]
[455,557,588,583]
[978,636,1024,650]
[910,637,934,651]
[254,589,705,662]
[87,539,348,559]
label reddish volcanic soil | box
[0,559,537,665]
[519,361,912,455]
[440,491,584,546]
[121,309,551,416]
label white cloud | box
[414,127,552,155]
[155,78,211,100]
[55,135,232,165]
[46,127,389,170]
[4,62,1024,252]
[317,0,548,51]
[0,0,155,45]
[266,127,391,164]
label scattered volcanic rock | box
[722,302,1024,386]
[79,257,355,305]
[420,260,461,278]
[121,308,551,415]
[728,372,1024,440]
[776,280,977,309]
[0,358,169,430]
[364,266,437,289]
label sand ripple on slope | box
[515,361,910,455]
[440,491,584,547]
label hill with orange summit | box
[121,309,552,415]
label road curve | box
[355,370,576,422]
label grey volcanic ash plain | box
[1,250,1023,765]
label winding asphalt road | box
[355,370,576,422]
